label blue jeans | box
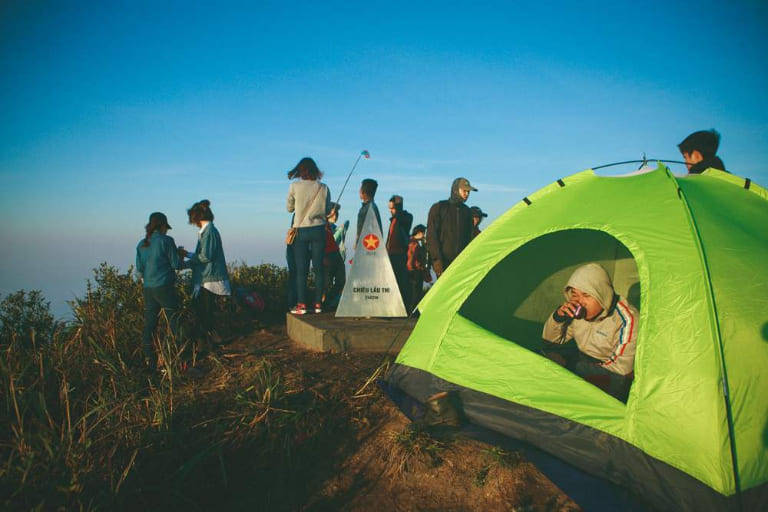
[286,243,303,309]
[143,284,180,366]
[293,225,325,305]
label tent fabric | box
[387,165,768,510]
[386,364,768,511]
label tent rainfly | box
[385,165,768,511]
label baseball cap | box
[470,206,487,218]
[456,177,478,191]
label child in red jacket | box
[406,224,431,313]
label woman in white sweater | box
[286,157,331,315]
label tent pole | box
[335,150,368,207]
[590,159,686,170]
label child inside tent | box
[541,262,638,401]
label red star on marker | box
[363,233,379,250]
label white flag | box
[335,202,407,317]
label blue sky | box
[2,1,767,317]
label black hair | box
[389,194,403,210]
[187,199,214,225]
[360,178,378,200]
[327,202,340,218]
[411,224,426,236]
[470,206,487,218]
[288,157,323,180]
[142,212,170,248]
[678,129,720,158]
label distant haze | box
[2,2,767,319]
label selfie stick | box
[335,149,370,206]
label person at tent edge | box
[678,128,727,174]
[541,263,639,401]
[426,177,476,277]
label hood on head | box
[451,178,461,198]
[564,263,615,313]
[450,177,477,201]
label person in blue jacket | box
[179,199,231,347]
[136,212,183,372]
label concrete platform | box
[286,312,417,353]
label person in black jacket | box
[678,129,727,174]
[356,178,382,246]
[386,194,413,307]
[426,177,476,277]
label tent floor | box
[286,312,416,352]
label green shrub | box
[0,261,295,509]
[0,289,56,346]
[1,277,156,509]
[228,261,290,318]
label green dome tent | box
[385,165,768,511]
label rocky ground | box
[201,322,580,511]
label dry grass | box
[0,263,580,512]
[386,427,445,476]
[0,262,349,510]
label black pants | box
[408,270,425,313]
[541,342,632,402]
[194,287,217,335]
[286,244,297,309]
[143,284,179,365]
[389,253,409,310]
[323,251,346,308]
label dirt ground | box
[206,322,580,512]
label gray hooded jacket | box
[542,263,639,376]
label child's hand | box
[557,301,581,318]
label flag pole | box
[335,150,369,207]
